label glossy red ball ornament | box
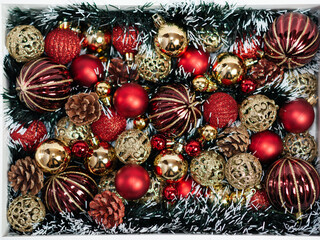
[70,54,105,87]
[177,47,210,76]
[115,164,150,200]
[203,92,238,128]
[113,83,149,118]
[112,25,141,55]
[248,189,270,211]
[71,140,90,158]
[265,157,320,218]
[163,184,178,202]
[175,176,202,198]
[151,134,167,151]
[241,79,256,94]
[184,140,202,157]
[249,130,283,165]
[279,98,315,133]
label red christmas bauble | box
[115,164,150,200]
[248,189,270,211]
[175,175,202,198]
[264,12,320,69]
[163,184,178,202]
[71,140,90,158]
[279,98,315,133]
[241,79,256,93]
[177,47,210,76]
[112,25,141,55]
[249,130,283,165]
[233,36,262,59]
[113,83,149,118]
[184,140,202,157]
[203,92,238,128]
[151,134,167,151]
[45,28,81,65]
[70,54,105,87]
[91,108,127,142]
[149,84,202,137]
[16,58,72,112]
[265,157,320,218]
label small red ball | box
[112,26,141,55]
[71,140,89,158]
[115,164,150,200]
[241,79,257,93]
[113,83,149,118]
[175,176,202,198]
[279,99,315,133]
[248,190,270,211]
[184,140,202,157]
[151,134,167,151]
[163,184,178,202]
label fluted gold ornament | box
[198,125,217,141]
[199,29,223,53]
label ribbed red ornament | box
[112,26,141,55]
[16,58,73,112]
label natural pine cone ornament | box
[89,190,125,229]
[8,156,44,195]
[106,58,139,85]
[65,92,101,126]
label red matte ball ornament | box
[175,176,202,198]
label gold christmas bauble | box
[115,129,151,165]
[139,172,163,203]
[133,116,150,130]
[192,75,210,92]
[199,29,223,53]
[190,150,226,186]
[206,81,218,92]
[229,191,246,205]
[6,25,44,62]
[84,28,111,53]
[198,125,217,141]
[207,184,231,206]
[225,153,262,190]
[239,94,278,132]
[98,171,126,203]
[95,82,112,97]
[35,139,71,174]
[7,195,46,232]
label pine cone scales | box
[107,58,139,85]
[8,156,44,195]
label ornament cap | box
[152,14,166,28]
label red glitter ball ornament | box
[151,134,167,151]
[45,28,81,65]
[248,189,270,211]
[71,140,90,158]
[241,79,256,93]
[112,25,141,56]
[163,184,178,202]
[184,140,202,157]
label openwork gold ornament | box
[225,153,262,190]
[239,94,278,132]
[7,195,46,232]
[199,29,223,52]
[6,25,44,62]
[98,171,125,202]
[140,173,162,203]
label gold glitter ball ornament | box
[239,94,278,132]
[190,150,226,186]
[198,125,217,141]
[6,25,44,62]
[225,153,262,190]
[199,29,223,53]
[7,195,46,232]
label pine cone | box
[8,156,44,195]
[65,92,101,126]
[216,126,250,158]
[106,58,139,85]
[88,190,125,229]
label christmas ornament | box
[98,171,124,201]
[71,140,90,158]
[198,125,217,142]
[248,189,270,211]
[57,19,82,34]
[190,150,225,187]
[233,35,262,59]
[229,191,247,205]
[265,157,320,218]
[149,84,201,137]
[70,54,105,87]
[95,81,112,106]
[192,75,210,92]
[163,184,178,202]
[185,140,202,157]
[115,164,150,200]
[279,98,314,133]
[175,175,202,198]
[140,173,162,203]
[199,28,223,52]
[264,12,320,69]
[35,139,71,174]
[45,28,80,64]
[225,153,262,190]
[6,25,44,62]
[106,58,139,85]
[239,94,278,132]
[133,116,149,130]
[240,79,257,93]
[153,14,188,57]
[84,27,111,53]
[203,92,238,129]
[7,195,45,233]
[8,156,44,195]
[151,134,167,151]
[207,184,231,205]
[113,83,149,118]
[44,168,97,213]
[16,58,72,112]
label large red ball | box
[249,130,283,165]
[279,99,315,133]
[113,83,149,118]
[115,164,150,200]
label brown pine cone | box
[65,92,101,126]
[216,126,250,158]
[8,156,44,195]
[106,58,139,85]
[88,190,125,229]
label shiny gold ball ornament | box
[239,94,278,132]
[6,25,44,62]
[225,153,262,190]
[192,75,210,92]
[199,29,223,53]
[153,14,188,57]
[7,195,46,232]
[133,116,150,130]
[95,82,112,107]
[198,125,217,141]
[190,150,226,186]
[84,28,111,53]
[207,184,231,205]
[115,129,151,164]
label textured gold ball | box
[139,173,163,203]
[6,25,44,62]
[192,75,210,92]
[225,153,262,190]
[200,29,223,53]
[98,171,126,203]
[95,82,112,97]
[239,94,278,132]
[199,125,217,141]
[7,195,46,232]
[190,150,225,186]
[133,116,150,130]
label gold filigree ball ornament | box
[239,94,278,132]
[98,171,126,202]
[133,116,150,130]
[153,14,188,57]
[192,75,218,92]
[190,150,226,186]
[115,129,151,165]
[199,28,223,53]
[283,132,317,162]
[140,172,163,203]
[225,153,262,190]
[198,125,218,142]
[207,184,231,206]
[6,25,44,62]
[7,195,46,233]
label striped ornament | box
[264,12,320,69]
[265,157,320,219]
[16,58,73,112]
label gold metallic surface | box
[200,29,223,53]
[199,125,217,141]
[95,82,112,97]
[133,116,150,130]
[207,184,231,206]
[84,29,110,53]
[192,75,209,92]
